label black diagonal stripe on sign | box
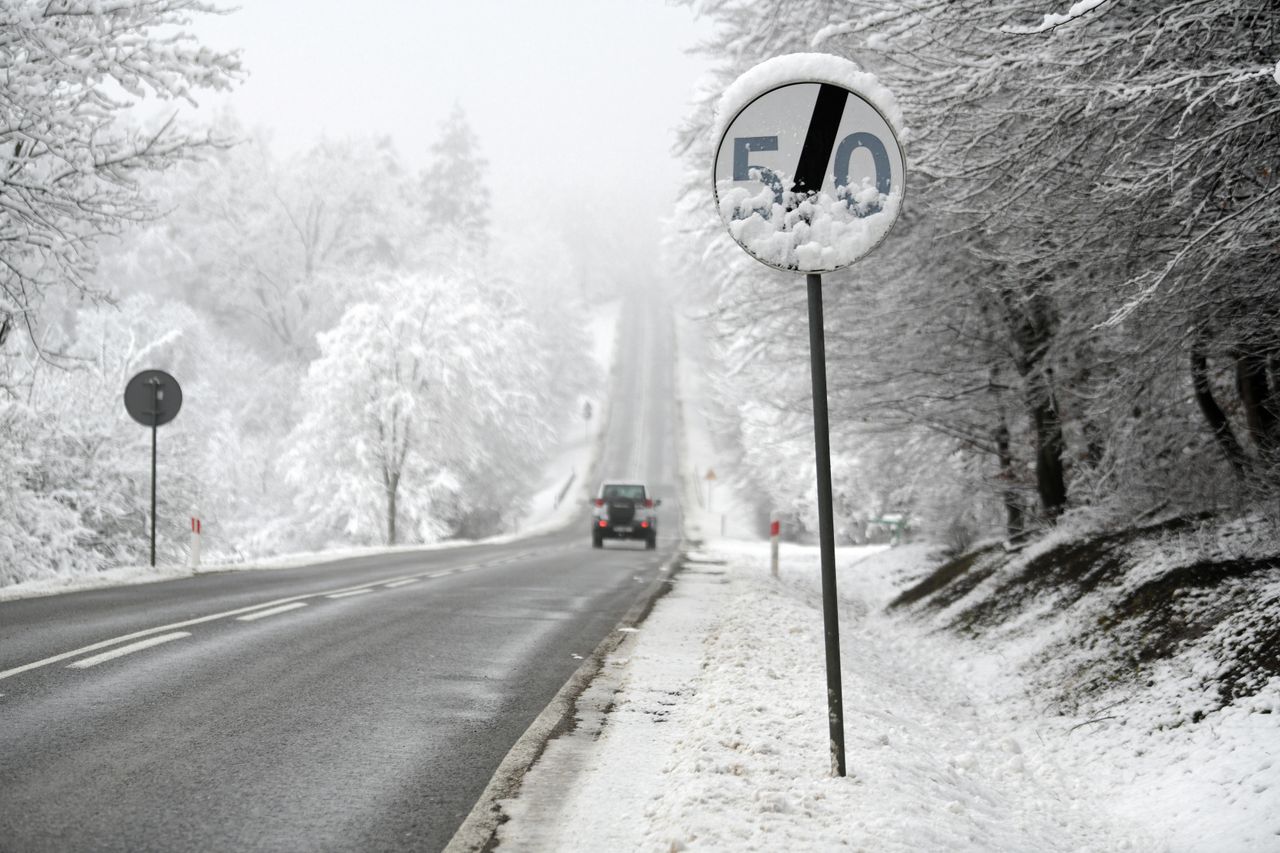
[790,84,849,200]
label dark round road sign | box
[124,369,183,427]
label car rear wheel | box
[592,531,603,549]
[645,532,657,550]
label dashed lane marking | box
[384,578,420,589]
[236,602,309,622]
[66,632,191,669]
[0,562,496,682]
[326,588,374,599]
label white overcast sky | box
[184,1,714,277]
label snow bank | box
[499,540,1164,851]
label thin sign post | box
[713,54,906,778]
[124,370,183,568]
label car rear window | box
[602,484,646,500]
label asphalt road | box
[0,300,681,852]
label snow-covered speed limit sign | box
[713,54,907,274]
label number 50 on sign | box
[713,77,906,274]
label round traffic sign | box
[124,369,183,427]
[713,54,906,274]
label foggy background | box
[182,0,714,285]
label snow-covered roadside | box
[499,541,1163,851]
[673,310,760,540]
[498,305,1274,851]
[0,539,481,603]
[515,300,621,535]
[501,526,1280,851]
[0,304,623,604]
[498,321,1223,850]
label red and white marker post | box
[770,519,781,578]
[189,517,202,569]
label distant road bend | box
[0,300,680,852]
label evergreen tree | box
[420,104,491,252]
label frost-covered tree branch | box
[0,0,241,348]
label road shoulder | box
[443,548,683,853]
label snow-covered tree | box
[282,271,569,546]
[0,294,213,583]
[0,0,240,352]
[674,0,1279,543]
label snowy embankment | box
[501,533,1278,851]
[0,303,622,604]
[499,310,1278,850]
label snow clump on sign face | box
[713,53,907,274]
[718,180,903,273]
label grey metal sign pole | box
[124,369,183,569]
[712,54,907,780]
[806,271,845,776]
[148,377,160,568]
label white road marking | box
[66,632,191,669]
[0,559,495,683]
[326,588,374,599]
[235,602,308,622]
[384,578,420,588]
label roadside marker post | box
[189,517,202,569]
[712,54,906,778]
[770,519,780,578]
[124,370,183,568]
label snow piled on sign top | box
[713,53,906,274]
[713,53,905,140]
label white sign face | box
[714,81,906,274]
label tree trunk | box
[994,419,1025,542]
[385,472,399,545]
[1236,346,1279,461]
[1027,373,1068,520]
[998,282,1067,523]
[1190,340,1247,476]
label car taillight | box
[641,521,649,528]
[598,519,607,527]
[643,499,653,508]
[594,499,605,508]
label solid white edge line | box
[326,588,374,599]
[235,602,309,622]
[66,632,191,669]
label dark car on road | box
[592,482,660,549]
